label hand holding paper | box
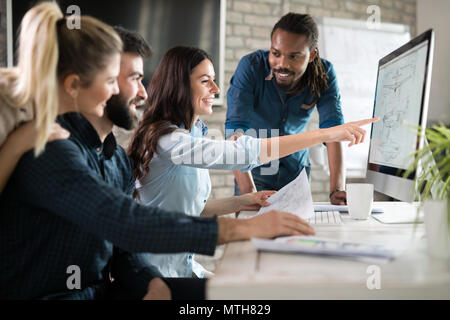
[257,168,315,220]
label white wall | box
[417,0,450,125]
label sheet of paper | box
[257,168,314,220]
[314,204,384,214]
[252,236,406,260]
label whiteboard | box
[316,17,410,177]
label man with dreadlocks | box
[226,12,347,205]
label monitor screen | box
[368,30,433,180]
[366,29,434,204]
[369,40,429,172]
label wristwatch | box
[329,189,344,199]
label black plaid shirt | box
[0,113,218,299]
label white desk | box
[207,202,450,299]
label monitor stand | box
[372,209,424,224]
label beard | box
[272,68,299,93]
[275,80,295,92]
[105,93,142,130]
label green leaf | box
[403,124,450,202]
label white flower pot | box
[423,200,450,259]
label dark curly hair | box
[271,12,328,97]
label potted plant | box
[405,123,450,259]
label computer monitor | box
[366,29,434,204]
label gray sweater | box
[0,93,34,146]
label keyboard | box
[306,211,343,225]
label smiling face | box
[76,53,121,118]
[190,58,220,118]
[268,29,317,93]
[105,52,147,130]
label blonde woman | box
[0,2,123,193]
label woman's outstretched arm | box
[258,118,378,164]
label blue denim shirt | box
[226,50,344,189]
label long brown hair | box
[271,12,328,98]
[128,46,212,185]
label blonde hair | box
[0,1,122,155]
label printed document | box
[252,236,406,260]
[257,168,314,220]
[313,204,384,213]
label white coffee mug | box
[346,183,374,220]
